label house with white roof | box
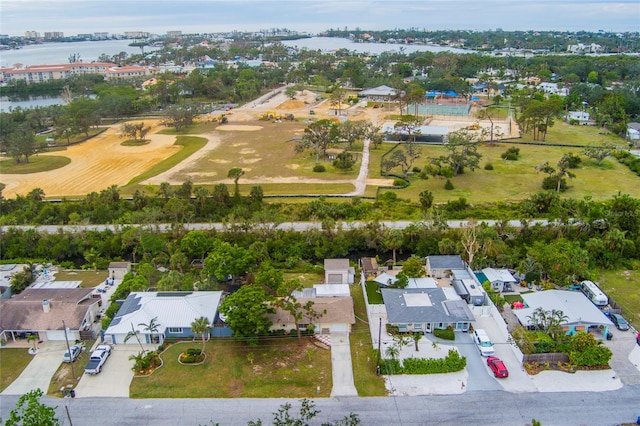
[358,85,397,102]
[565,111,592,125]
[481,268,518,292]
[512,290,614,338]
[104,291,223,344]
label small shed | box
[108,262,131,280]
[360,258,379,279]
[426,255,465,278]
[324,259,354,285]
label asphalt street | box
[1,386,639,426]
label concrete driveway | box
[329,332,357,397]
[73,345,139,398]
[1,342,66,395]
[603,324,640,385]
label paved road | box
[1,219,552,235]
[2,386,640,426]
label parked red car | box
[487,356,509,378]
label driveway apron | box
[330,332,358,397]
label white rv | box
[580,280,608,307]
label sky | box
[1,0,639,36]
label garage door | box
[331,323,348,333]
[46,330,68,341]
[327,274,342,284]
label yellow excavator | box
[259,111,280,120]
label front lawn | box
[350,282,387,396]
[0,348,33,392]
[130,337,332,398]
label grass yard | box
[283,272,324,287]
[125,136,208,188]
[54,270,109,288]
[0,348,33,392]
[532,121,624,147]
[350,282,387,396]
[504,294,524,305]
[597,269,640,328]
[46,341,93,397]
[130,337,332,398]
[0,156,71,174]
[365,281,383,304]
[392,142,640,203]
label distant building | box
[44,32,64,40]
[566,111,592,125]
[0,62,158,84]
[166,31,183,38]
[124,31,149,39]
[24,31,40,39]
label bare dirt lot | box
[0,88,493,198]
[1,119,178,198]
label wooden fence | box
[523,352,569,365]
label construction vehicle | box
[284,113,295,121]
[259,111,280,121]
[465,121,480,130]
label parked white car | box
[472,329,495,357]
[63,344,83,363]
[84,345,111,374]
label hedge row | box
[380,349,467,375]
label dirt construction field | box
[0,119,179,198]
[0,87,500,198]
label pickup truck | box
[84,345,111,375]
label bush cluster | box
[614,150,640,176]
[501,147,520,161]
[313,165,326,172]
[380,349,466,374]
[433,327,455,340]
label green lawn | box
[124,136,208,187]
[365,281,383,304]
[130,337,332,398]
[0,348,33,392]
[0,155,71,174]
[504,294,524,305]
[597,269,640,328]
[392,142,640,203]
[350,282,387,396]
[54,270,109,288]
[283,272,323,287]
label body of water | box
[0,96,66,112]
[282,37,471,55]
[0,39,157,68]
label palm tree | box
[227,167,245,198]
[190,316,211,354]
[139,317,161,345]
[412,333,423,351]
[124,322,145,353]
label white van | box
[473,329,495,357]
[580,280,608,307]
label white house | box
[513,290,614,338]
[104,291,222,344]
[566,111,591,125]
[481,268,518,292]
[626,122,640,143]
[324,259,355,284]
[358,85,397,102]
[537,82,568,97]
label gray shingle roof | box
[382,288,474,324]
[427,255,465,270]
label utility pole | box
[376,316,382,375]
[62,320,76,381]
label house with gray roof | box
[381,288,474,333]
[104,291,225,344]
[426,255,466,278]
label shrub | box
[412,166,422,173]
[501,147,520,161]
[444,179,454,190]
[379,358,402,375]
[59,261,75,269]
[542,176,568,192]
[393,178,407,187]
[484,163,494,170]
[434,328,455,340]
[186,348,202,356]
[401,349,467,374]
[313,164,326,172]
